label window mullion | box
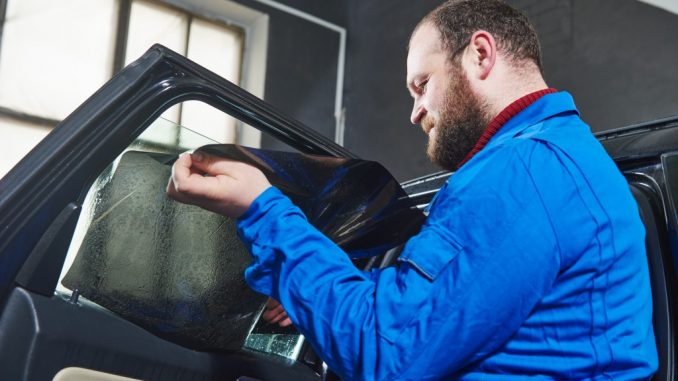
[113,0,133,74]
[0,0,7,67]
[0,106,59,128]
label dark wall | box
[341,0,678,181]
[341,1,442,181]
[510,0,678,131]
[231,0,346,150]
[227,0,678,181]
[540,0,678,131]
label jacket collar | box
[488,91,580,147]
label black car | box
[0,46,675,381]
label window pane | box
[125,0,189,65]
[126,0,188,125]
[0,0,118,120]
[58,117,266,352]
[0,116,51,179]
[58,117,219,297]
[180,18,243,145]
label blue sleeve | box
[237,144,560,381]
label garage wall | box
[539,0,678,132]
[226,0,678,181]
[339,0,678,181]
[341,0,443,181]
[230,0,346,151]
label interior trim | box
[53,368,141,381]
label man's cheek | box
[428,125,438,144]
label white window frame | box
[153,0,269,147]
[0,0,268,147]
[636,0,678,15]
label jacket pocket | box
[396,227,462,281]
[376,227,463,347]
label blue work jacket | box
[237,92,658,380]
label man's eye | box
[418,80,428,94]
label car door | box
[0,45,424,381]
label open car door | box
[0,45,424,381]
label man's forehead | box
[409,23,443,56]
[407,23,445,81]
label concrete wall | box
[538,0,678,131]
[341,1,442,180]
[231,0,347,151]
[230,0,678,181]
[340,0,678,180]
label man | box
[167,0,658,379]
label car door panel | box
[0,45,422,380]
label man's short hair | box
[419,0,542,70]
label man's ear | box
[466,30,497,80]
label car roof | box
[400,114,678,194]
[597,115,678,163]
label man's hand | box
[262,298,293,327]
[166,151,271,218]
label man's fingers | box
[268,310,289,325]
[265,297,280,309]
[169,153,231,199]
[190,151,246,179]
[166,157,195,203]
[170,153,206,194]
[166,150,271,218]
[171,153,193,184]
[262,298,293,326]
[262,303,286,321]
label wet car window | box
[57,117,303,358]
[55,115,424,361]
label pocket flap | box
[397,227,462,281]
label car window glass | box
[55,112,423,361]
[57,116,303,359]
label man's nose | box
[411,101,426,124]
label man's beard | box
[424,67,490,171]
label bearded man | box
[167,0,658,379]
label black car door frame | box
[0,44,356,303]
